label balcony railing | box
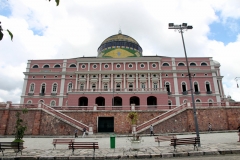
[206,91,212,94]
[71,88,165,93]
[194,91,200,95]
[51,93,57,96]
[39,93,45,96]
[28,93,34,96]
[182,91,188,95]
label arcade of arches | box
[78,96,157,106]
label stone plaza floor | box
[1,131,240,159]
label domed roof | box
[101,31,139,45]
[97,30,143,58]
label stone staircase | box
[136,103,188,134]
[41,103,90,132]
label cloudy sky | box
[0,0,240,103]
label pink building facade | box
[20,32,224,109]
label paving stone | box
[18,156,39,160]
[218,149,232,155]
[231,149,240,154]
[188,151,204,156]
[173,151,189,157]
[39,156,55,160]
[203,150,220,155]
[161,152,173,158]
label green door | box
[98,117,114,132]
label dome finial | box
[118,27,122,34]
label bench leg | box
[1,149,4,156]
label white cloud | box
[1,0,240,102]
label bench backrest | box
[0,142,24,149]
[53,139,75,144]
[171,137,200,144]
[68,142,99,149]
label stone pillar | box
[88,124,93,135]
[131,104,135,110]
[226,101,229,106]
[38,103,42,108]
[6,101,12,109]
[132,125,136,134]
[93,104,98,111]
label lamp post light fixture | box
[235,77,240,88]
[168,23,200,145]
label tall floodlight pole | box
[168,23,200,146]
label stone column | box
[131,104,135,110]
[6,101,12,109]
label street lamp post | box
[168,23,200,145]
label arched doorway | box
[96,97,105,106]
[112,96,122,106]
[78,97,88,106]
[147,96,157,105]
[129,96,140,106]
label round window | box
[104,64,109,68]
[152,63,156,68]
[93,64,97,69]
[81,64,86,69]
[140,63,145,68]
[116,64,121,68]
[128,64,133,68]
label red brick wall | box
[1,107,240,136]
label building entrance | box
[98,117,114,132]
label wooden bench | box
[0,142,26,156]
[52,138,75,149]
[155,135,176,146]
[68,142,99,155]
[170,137,200,151]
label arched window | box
[52,83,57,93]
[40,84,46,94]
[165,82,171,94]
[129,83,133,91]
[80,84,84,91]
[27,100,32,104]
[178,63,185,66]
[116,83,121,91]
[196,99,201,103]
[201,62,207,66]
[182,82,187,92]
[50,100,56,106]
[141,83,145,90]
[153,82,158,90]
[30,83,35,93]
[69,64,76,68]
[162,63,170,66]
[147,96,157,105]
[54,64,60,68]
[33,65,38,68]
[130,96,140,106]
[168,100,172,109]
[39,99,44,103]
[68,83,73,92]
[194,82,199,93]
[96,97,105,106]
[92,83,96,91]
[206,81,211,93]
[190,62,196,66]
[208,99,213,106]
[104,83,108,91]
[43,64,49,68]
[79,97,88,106]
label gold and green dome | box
[97,31,143,58]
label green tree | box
[13,108,28,142]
